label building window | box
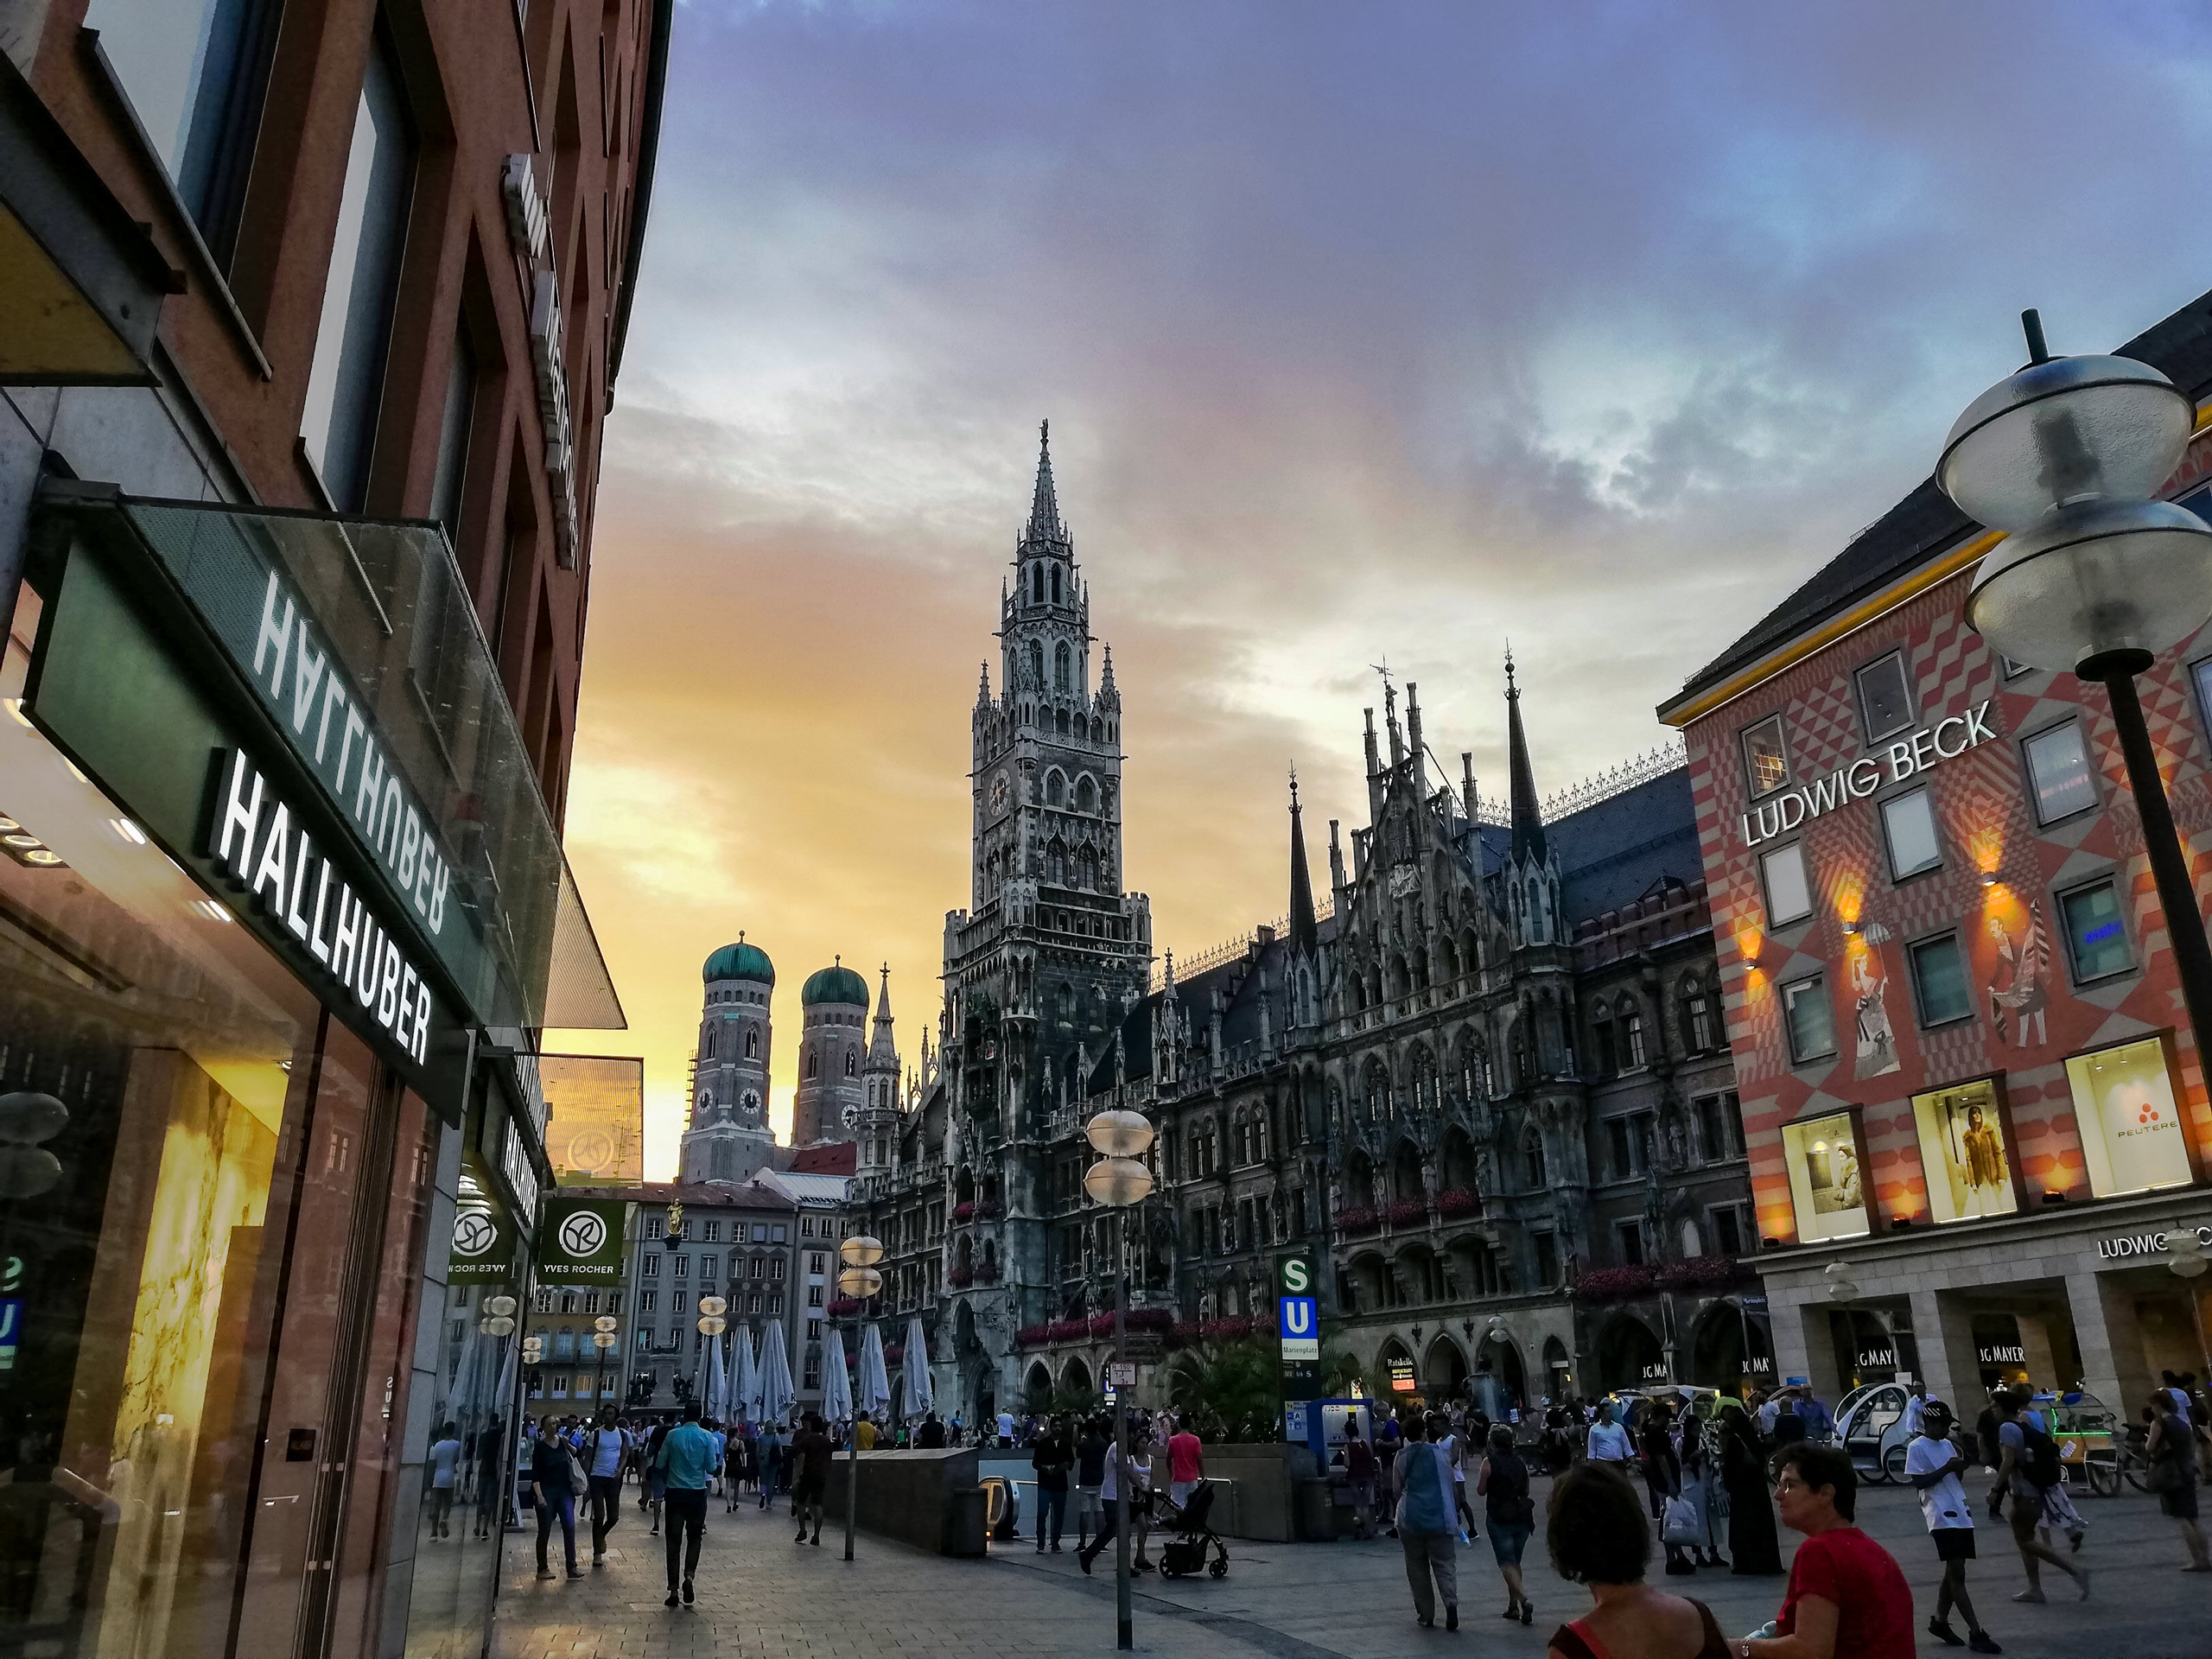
[702,1220,721,1243]
[1880,787,1942,880]
[641,1290,657,1313]
[1854,651,1915,742]
[646,1216,664,1240]
[1695,1093,1743,1162]
[635,1329,652,1352]
[768,1294,783,1316]
[1709,1205,1746,1256]
[673,1255,689,1278]
[2060,880,2132,982]
[671,1291,685,1313]
[802,1217,816,1238]
[1622,1007,1648,1068]
[700,1255,717,1281]
[86,0,281,263]
[298,35,417,512]
[1759,842,1814,927]
[1682,989,1716,1052]
[807,1286,823,1307]
[641,1255,658,1277]
[1606,1118,1634,1181]
[1740,715,1790,799]
[806,1319,822,1340]
[1614,1221,1646,1267]
[533,1287,556,1314]
[2193,656,2212,751]
[429,330,476,542]
[808,1253,826,1274]
[1781,976,1837,1064]
[1907,932,1974,1026]
[2024,721,2098,824]
[772,1224,788,1243]
[1531,1231,1559,1287]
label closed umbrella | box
[902,1315,933,1421]
[857,1324,891,1419]
[753,1323,796,1426]
[820,1325,854,1423]
[730,1326,759,1423]
[702,1332,727,1421]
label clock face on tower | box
[841,1101,861,1129]
[990,772,1010,816]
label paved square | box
[491,1477,2209,1659]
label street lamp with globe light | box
[836,1235,884,1561]
[1945,309,2212,1065]
[1084,1107,1154,1651]
[591,1314,620,1409]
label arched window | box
[1679,976,1716,1052]
[806,1050,817,1080]
[1051,565,1062,604]
[845,1050,857,1077]
[1522,1129,1547,1190]
[1591,1007,1616,1073]
[1046,839,1067,884]
[1054,642,1071,693]
[1032,564,1045,604]
[1046,771,1065,808]
[1076,776,1097,812]
[1056,707,1070,735]
[1027,641,1044,687]
[745,1027,758,1058]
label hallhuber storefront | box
[0,485,616,1657]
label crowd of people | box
[448,1367,2212,1649]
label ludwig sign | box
[1740,702,1998,848]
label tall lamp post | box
[591,1315,620,1408]
[1084,1107,1154,1653]
[836,1233,885,1563]
[1944,309,2212,1058]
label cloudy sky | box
[549,0,2212,1175]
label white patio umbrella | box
[820,1325,854,1423]
[902,1315,933,1420]
[753,1323,796,1425]
[702,1332,728,1421]
[856,1324,892,1420]
[729,1326,759,1423]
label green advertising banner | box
[448,1203,514,1282]
[536,1197,626,1283]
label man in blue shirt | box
[653,1403,717,1606]
[1395,1414,1459,1630]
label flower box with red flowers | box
[974,1198,1002,1221]
[1570,1265,1657,1303]
[827,1297,861,1318]
[950,1201,976,1224]
[1334,1207,1380,1235]
[948,1264,975,1287]
[971,1260,1001,1284]
[1014,1325,1050,1348]
[1436,1189,1481,1218]
[1385,1198,1429,1228]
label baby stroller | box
[1157,1479,1230,1579]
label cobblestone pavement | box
[492,1478,2210,1659]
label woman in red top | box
[1731,1444,1914,1659]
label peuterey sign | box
[1739,702,1999,848]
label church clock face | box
[990,772,1010,817]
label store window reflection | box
[0,613,430,1656]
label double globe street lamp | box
[836,1232,885,1562]
[1946,309,2212,1059]
[1084,1107,1154,1652]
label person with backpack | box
[2145,1389,2212,1571]
[1478,1422,1536,1624]
[1987,1389,2086,1603]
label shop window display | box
[2059,880,2132,983]
[0,585,436,1657]
[1910,1077,2018,1222]
[1780,1110,1868,1242]
[2066,1035,2196,1198]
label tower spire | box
[1023,419,1065,548]
[869,963,897,1064]
[1505,650,1548,865]
[1287,766,1319,954]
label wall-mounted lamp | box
[2041,1191,2070,1205]
[1980,872,1999,888]
[1841,921,1860,936]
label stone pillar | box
[2066,1270,2157,1415]
[2015,1312,2060,1395]
[1910,1289,1980,1409]
[1771,1292,1839,1394]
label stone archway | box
[1542,1335,1573,1398]
[1688,1299,1769,1395]
[1061,1356,1094,1397]
[1473,1327,1528,1414]
[1595,1313,1666,1391]
[1422,1335,1469,1401]
[1376,1336,1420,1408]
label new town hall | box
[714,431,1764,1426]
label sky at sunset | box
[546,0,2212,1178]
